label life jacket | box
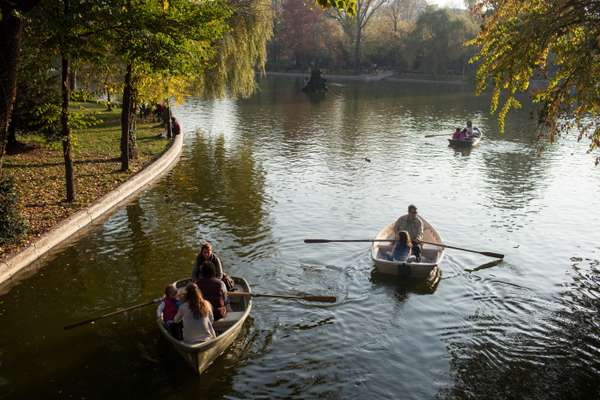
[163,296,179,322]
[197,278,227,320]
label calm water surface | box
[1,77,599,399]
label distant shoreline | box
[266,71,470,85]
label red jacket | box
[162,296,179,322]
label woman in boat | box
[196,261,228,321]
[192,241,224,281]
[173,282,216,343]
[389,230,415,262]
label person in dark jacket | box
[171,117,181,136]
[196,261,228,321]
[192,242,223,281]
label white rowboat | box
[157,277,252,375]
[448,127,482,147]
[371,217,445,281]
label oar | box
[304,238,504,259]
[425,133,451,138]
[229,291,336,303]
[465,258,503,273]
[64,297,162,330]
[420,240,504,259]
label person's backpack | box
[221,273,236,291]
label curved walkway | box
[0,132,184,288]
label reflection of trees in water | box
[441,259,600,400]
[177,134,270,244]
[482,149,547,211]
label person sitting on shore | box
[393,205,424,262]
[173,282,216,344]
[196,261,228,321]
[171,117,181,136]
[192,242,224,281]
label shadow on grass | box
[6,158,121,169]
[5,142,38,155]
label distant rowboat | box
[448,127,482,147]
[371,217,444,282]
[157,277,252,375]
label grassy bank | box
[1,101,170,258]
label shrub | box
[0,176,28,246]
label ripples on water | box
[0,77,599,399]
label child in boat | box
[173,282,216,343]
[157,285,183,339]
[389,231,416,262]
[452,128,461,140]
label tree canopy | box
[469,0,600,156]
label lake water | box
[1,77,599,399]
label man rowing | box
[393,204,424,262]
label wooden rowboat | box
[371,217,445,281]
[157,277,252,375]
[448,127,482,147]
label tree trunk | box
[6,120,18,151]
[105,84,112,111]
[69,68,77,92]
[120,63,132,171]
[61,56,76,202]
[128,88,137,159]
[0,7,22,175]
[354,25,362,74]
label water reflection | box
[482,149,547,211]
[1,77,598,400]
[442,257,600,400]
[370,268,441,297]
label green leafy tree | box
[407,7,478,77]
[0,0,43,176]
[469,0,600,158]
[111,0,231,170]
[331,0,387,73]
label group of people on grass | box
[156,241,231,344]
[452,120,476,141]
[389,204,425,263]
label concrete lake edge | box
[0,132,184,290]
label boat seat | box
[213,311,244,332]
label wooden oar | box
[64,297,162,330]
[229,291,336,303]
[425,133,451,138]
[304,238,504,259]
[420,240,504,259]
[465,258,503,273]
[305,239,391,243]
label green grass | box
[1,101,171,258]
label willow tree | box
[469,0,600,160]
[111,0,232,171]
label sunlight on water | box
[1,77,599,400]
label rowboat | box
[448,127,482,147]
[157,277,252,375]
[371,217,445,281]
